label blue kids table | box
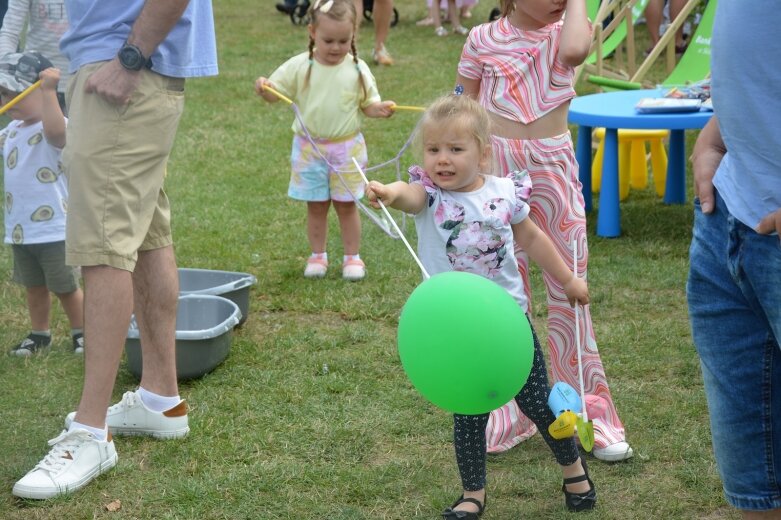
[568,89,713,237]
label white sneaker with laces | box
[12,429,117,499]
[64,390,189,439]
[592,441,634,462]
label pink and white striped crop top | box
[458,18,576,124]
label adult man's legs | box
[74,265,134,428]
[688,193,781,515]
[133,245,179,397]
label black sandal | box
[442,494,486,519]
[562,457,597,512]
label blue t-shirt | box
[60,0,218,78]
[711,1,781,229]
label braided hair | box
[305,0,368,101]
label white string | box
[351,157,430,280]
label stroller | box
[290,0,399,26]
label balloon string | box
[352,157,430,280]
[573,239,587,422]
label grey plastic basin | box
[178,268,256,326]
[124,294,241,380]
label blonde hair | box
[305,0,367,100]
[419,94,492,153]
[499,0,514,18]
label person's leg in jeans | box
[688,191,781,517]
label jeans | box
[687,190,781,511]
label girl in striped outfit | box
[456,0,633,461]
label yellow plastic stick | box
[391,104,425,112]
[0,80,42,116]
[261,84,293,105]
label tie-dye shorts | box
[288,132,367,202]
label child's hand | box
[364,100,396,118]
[365,180,395,209]
[254,76,277,102]
[563,276,589,307]
[39,68,60,92]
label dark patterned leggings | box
[453,316,580,491]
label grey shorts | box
[12,241,81,293]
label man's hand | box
[756,208,781,238]
[690,117,726,214]
[84,59,143,106]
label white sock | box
[343,254,360,263]
[138,387,181,413]
[310,251,327,261]
[68,420,108,441]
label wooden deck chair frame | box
[576,0,649,84]
[587,0,714,89]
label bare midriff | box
[488,101,571,140]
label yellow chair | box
[592,128,668,200]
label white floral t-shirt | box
[410,165,533,311]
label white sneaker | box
[13,429,117,499]
[65,390,189,439]
[592,441,634,462]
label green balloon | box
[397,271,534,415]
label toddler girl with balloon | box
[365,94,596,518]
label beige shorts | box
[63,62,185,271]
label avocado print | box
[30,205,54,222]
[6,147,17,169]
[5,192,11,214]
[36,167,58,183]
[28,132,43,145]
[12,223,23,244]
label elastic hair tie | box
[313,0,333,12]
[454,84,464,96]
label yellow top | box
[268,52,381,139]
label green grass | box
[0,2,735,518]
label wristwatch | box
[117,42,150,71]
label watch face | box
[119,45,144,70]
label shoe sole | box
[592,446,634,462]
[12,451,118,499]
[109,426,190,439]
[64,413,190,439]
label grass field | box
[0,1,735,518]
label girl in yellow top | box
[256,0,395,281]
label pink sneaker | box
[342,259,366,281]
[304,257,328,279]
